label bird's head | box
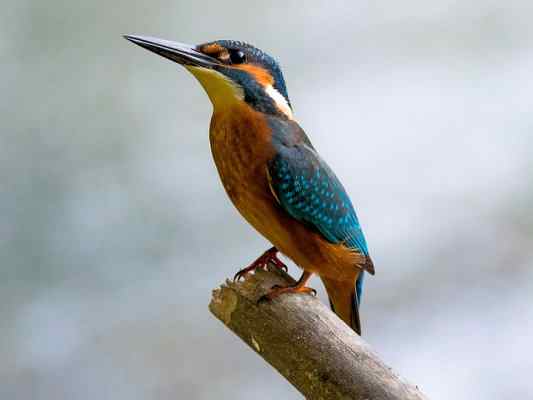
[124,35,292,119]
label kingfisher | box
[124,35,375,335]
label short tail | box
[321,271,363,335]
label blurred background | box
[2,1,532,399]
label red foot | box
[259,284,317,302]
[233,247,288,282]
[258,271,316,303]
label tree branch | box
[209,267,429,400]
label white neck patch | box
[264,84,293,119]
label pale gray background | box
[2,1,532,399]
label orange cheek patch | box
[234,64,274,86]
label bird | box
[124,35,375,335]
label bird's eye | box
[229,50,246,64]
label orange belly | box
[209,105,363,281]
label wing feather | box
[268,143,370,258]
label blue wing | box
[267,142,370,258]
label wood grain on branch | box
[209,267,429,400]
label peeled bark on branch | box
[209,267,429,400]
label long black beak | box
[124,35,220,68]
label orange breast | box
[209,103,274,216]
[209,104,363,281]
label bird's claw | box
[269,256,289,272]
[233,270,250,282]
[233,247,288,282]
[258,284,317,303]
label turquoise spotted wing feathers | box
[267,143,370,257]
